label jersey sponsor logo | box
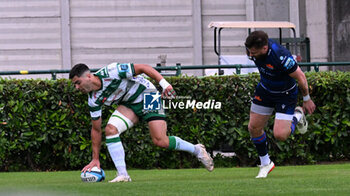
[118,63,130,72]
[283,57,295,70]
[254,96,262,102]
[134,76,151,88]
[280,56,287,62]
[266,64,274,69]
[259,67,276,77]
[102,97,107,103]
[95,79,122,105]
[117,64,131,78]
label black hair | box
[69,63,90,79]
[244,31,269,49]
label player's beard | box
[79,86,90,94]
[254,53,267,60]
[79,88,87,93]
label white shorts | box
[250,103,294,121]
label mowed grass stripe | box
[0,163,349,196]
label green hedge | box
[0,71,349,171]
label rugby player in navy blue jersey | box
[244,31,316,178]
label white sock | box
[106,134,128,176]
[173,136,196,155]
[193,145,201,156]
[259,154,271,166]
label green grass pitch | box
[0,163,349,196]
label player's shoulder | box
[268,39,294,67]
[268,39,290,57]
[94,62,121,79]
[95,62,135,80]
[94,64,111,79]
[108,62,134,74]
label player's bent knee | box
[105,124,118,135]
[106,110,134,135]
[248,124,263,134]
[248,124,255,132]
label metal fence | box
[0,62,350,79]
[271,37,311,62]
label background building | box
[0,0,348,77]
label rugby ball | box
[81,166,105,182]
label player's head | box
[245,31,269,60]
[69,63,90,79]
[69,63,93,93]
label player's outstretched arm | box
[81,118,102,173]
[134,64,176,98]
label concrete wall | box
[329,0,350,63]
[253,0,329,65]
[202,0,247,69]
[0,0,62,76]
[253,0,291,37]
[0,0,249,78]
[305,0,328,63]
[0,0,344,78]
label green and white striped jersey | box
[88,63,156,120]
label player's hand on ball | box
[81,166,105,182]
[81,159,100,173]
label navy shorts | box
[251,83,298,120]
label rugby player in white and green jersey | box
[69,62,214,183]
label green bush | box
[0,71,349,171]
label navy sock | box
[251,132,268,156]
[290,116,298,135]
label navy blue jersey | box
[251,39,298,92]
